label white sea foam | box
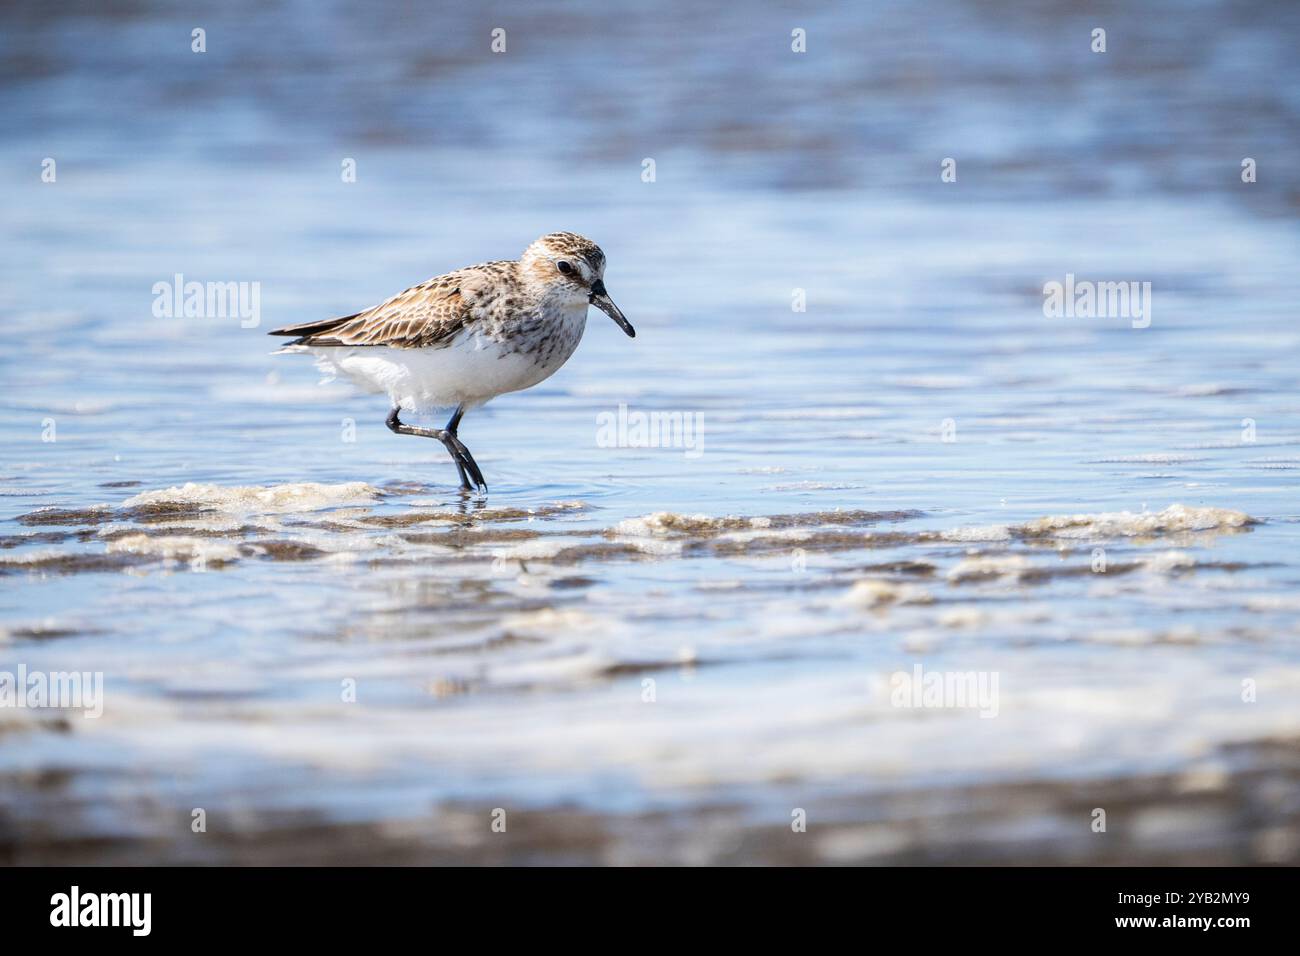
[613,512,728,536]
[1140,550,1197,573]
[500,606,609,636]
[1018,504,1253,538]
[941,524,1014,542]
[106,534,242,564]
[123,482,382,514]
[0,547,68,566]
[842,579,934,607]
[947,554,1032,582]
[494,539,570,561]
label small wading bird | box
[270,233,634,495]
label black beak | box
[589,279,635,338]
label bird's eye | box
[556,260,574,275]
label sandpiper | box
[270,233,635,495]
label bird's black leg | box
[386,407,485,494]
[445,404,466,435]
[442,404,487,493]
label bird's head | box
[521,232,635,337]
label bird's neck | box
[518,271,588,316]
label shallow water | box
[3,0,1300,863]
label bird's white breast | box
[308,304,588,413]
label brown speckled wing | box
[270,261,516,349]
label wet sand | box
[4,485,1300,864]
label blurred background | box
[2,0,1299,864]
